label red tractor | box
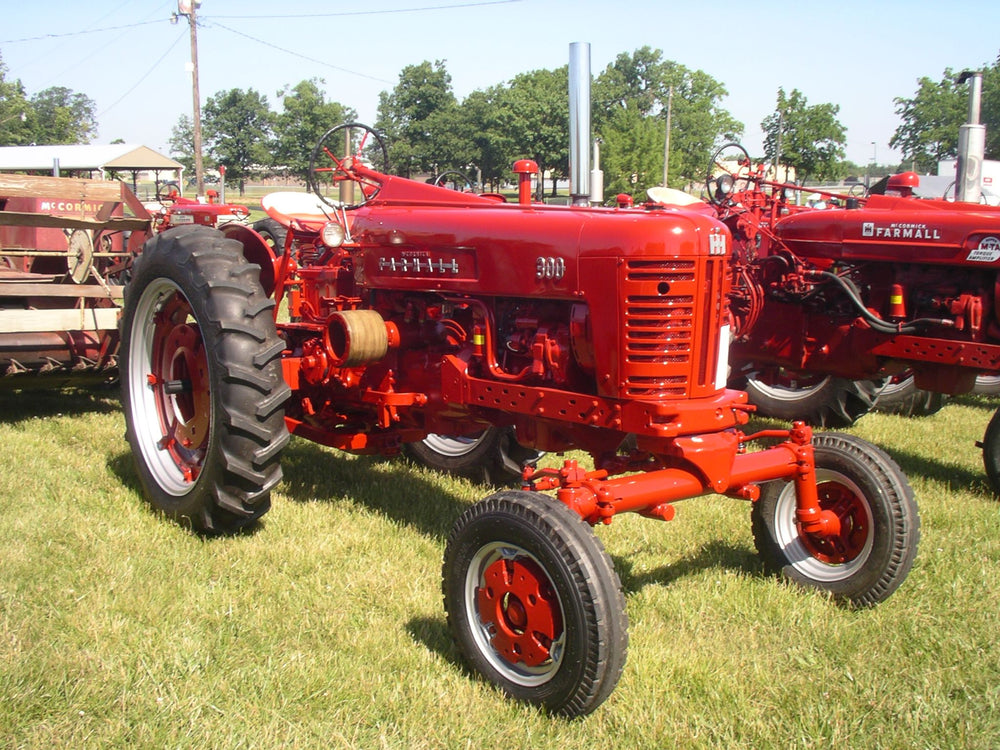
[693,143,1000,487]
[119,121,919,716]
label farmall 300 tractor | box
[119,47,919,716]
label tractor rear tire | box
[751,433,919,607]
[443,490,628,717]
[403,427,542,486]
[742,374,882,428]
[121,225,290,533]
[973,375,1000,396]
[873,374,947,417]
[252,217,288,254]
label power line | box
[97,28,187,119]
[0,19,166,45]
[207,22,395,85]
[208,0,521,20]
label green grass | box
[1,387,999,748]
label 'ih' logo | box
[862,222,875,237]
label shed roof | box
[0,144,183,173]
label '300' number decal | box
[536,256,566,280]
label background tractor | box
[687,142,1000,489]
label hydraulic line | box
[813,271,953,334]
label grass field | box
[1,386,998,748]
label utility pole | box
[662,85,673,186]
[174,1,204,197]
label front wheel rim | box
[128,277,211,495]
[464,541,565,687]
[772,468,874,581]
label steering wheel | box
[705,142,753,209]
[156,182,179,202]
[434,171,474,192]
[308,122,389,209]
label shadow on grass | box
[613,539,763,595]
[107,450,269,538]
[257,438,472,542]
[0,381,120,424]
[879,445,996,497]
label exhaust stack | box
[569,42,592,206]
[956,70,985,204]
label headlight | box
[321,221,345,248]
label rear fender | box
[221,223,278,297]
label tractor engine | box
[275,181,736,459]
[726,191,1000,394]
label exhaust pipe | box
[569,42,592,206]
[956,70,985,204]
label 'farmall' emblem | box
[861,222,941,240]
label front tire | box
[443,490,628,717]
[751,433,919,606]
[980,407,1000,494]
[121,225,290,533]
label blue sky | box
[2,0,998,167]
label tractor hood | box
[773,194,1000,266]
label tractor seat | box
[261,191,340,228]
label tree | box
[28,86,97,144]
[762,88,846,182]
[892,55,1000,171]
[600,104,664,199]
[376,60,457,177]
[0,53,31,146]
[202,88,275,194]
[454,85,517,190]
[497,66,569,199]
[593,48,742,198]
[168,114,195,175]
[273,79,355,183]
[891,72,966,172]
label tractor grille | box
[622,257,725,398]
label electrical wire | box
[97,28,187,118]
[208,0,521,20]
[207,22,395,85]
[0,19,166,45]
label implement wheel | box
[752,433,919,606]
[120,225,290,533]
[443,490,628,717]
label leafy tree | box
[593,47,742,198]
[761,87,846,182]
[28,86,97,144]
[892,55,1000,171]
[202,88,275,194]
[497,66,569,199]
[376,60,456,177]
[273,79,355,182]
[168,114,195,174]
[891,72,966,172]
[455,85,517,190]
[0,53,31,146]
[600,104,664,199]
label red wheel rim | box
[148,291,211,482]
[799,480,870,564]
[477,557,562,668]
